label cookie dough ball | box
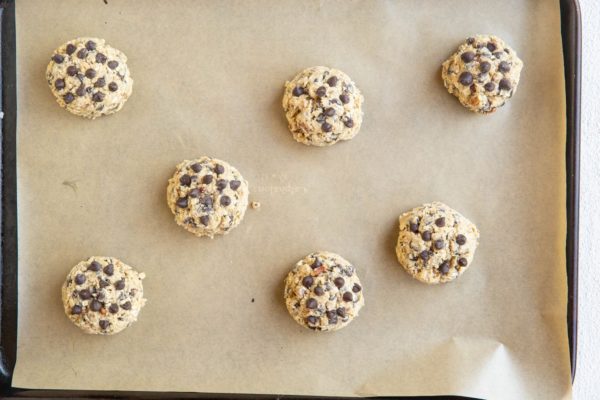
[441,35,523,114]
[46,37,133,119]
[396,202,480,284]
[284,251,365,331]
[166,157,249,238]
[62,256,146,335]
[282,66,364,146]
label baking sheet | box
[11,0,572,398]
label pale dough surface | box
[282,66,364,146]
[61,256,146,335]
[46,37,133,119]
[284,251,365,331]
[166,157,249,238]
[396,202,480,284]
[442,35,523,114]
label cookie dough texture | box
[284,251,365,331]
[442,35,523,114]
[166,157,249,238]
[396,202,480,284]
[62,256,146,335]
[282,66,364,146]
[46,37,133,119]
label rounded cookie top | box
[62,256,146,335]
[46,37,133,119]
[284,251,364,331]
[282,66,364,146]
[396,202,480,284]
[441,35,523,114]
[166,157,249,238]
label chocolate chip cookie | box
[284,251,365,331]
[282,66,364,146]
[396,202,480,284]
[442,35,523,114]
[62,256,146,335]
[166,157,249,238]
[46,37,133,119]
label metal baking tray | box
[0,0,580,398]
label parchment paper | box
[12,0,572,398]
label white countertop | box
[572,0,598,398]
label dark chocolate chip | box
[90,299,102,312]
[321,122,332,132]
[420,250,430,261]
[202,175,213,184]
[85,40,96,51]
[92,92,105,102]
[75,274,86,285]
[54,79,65,90]
[88,261,101,272]
[76,48,88,59]
[316,86,327,97]
[191,163,202,173]
[179,174,192,186]
[200,215,210,226]
[439,261,450,274]
[306,316,318,325]
[336,307,346,317]
[95,52,107,64]
[327,76,338,86]
[176,197,188,208]
[79,289,91,300]
[99,279,110,288]
[63,93,75,104]
[421,231,432,241]
[484,82,496,92]
[85,69,97,79]
[200,196,213,208]
[499,78,512,91]
[292,86,304,96]
[220,196,231,206]
[66,43,77,55]
[486,42,497,52]
[458,72,473,86]
[314,286,324,296]
[52,54,64,63]
[352,283,362,293]
[230,180,241,190]
[480,61,491,73]
[434,239,444,250]
[108,82,118,92]
[302,276,314,288]
[344,118,354,128]
[103,264,114,276]
[109,303,119,314]
[339,93,350,104]
[71,305,82,314]
[342,292,353,302]
[326,310,338,323]
[498,61,511,73]
[466,37,475,45]
[188,188,201,198]
[216,179,228,191]
[410,222,419,233]
[99,320,110,330]
[311,258,322,269]
[435,217,445,227]
[121,301,132,310]
[107,60,119,69]
[461,51,475,63]
[456,234,467,245]
[306,298,318,309]
[324,107,335,117]
[115,280,126,290]
[214,164,225,175]
[66,66,78,77]
[76,85,86,97]
[94,77,106,88]
[333,277,345,288]
[458,257,468,267]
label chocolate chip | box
[85,40,96,51]
[439,261,450,274]
[484,82,496,92]
[103,264,114,276]
[179,174,192,186]
[176,197,188,208]
[79,289,91,300]
[311,258,322,269]
[292,86,304,96]
[230,180,241,190]
[76,48,88,59]
[63,93,75,104]
[99,320,110,330]
[336,307,346,317]
[216,179,228,191]
[92,92,105,102]
[324,107,335,117]
[339,93,350,104]
[461,51,475,63]
[202,175,213,184]
[200,196,213,208]
[121,301,132,310]
[107,60,119,69]
[479,61,491,73]
[456,234,467,245]
[71,305,82,314]
[66,43,77,55]
[99,279,110,288]
[326,310,338,323]
[95,52,107,64]
[200,215,210,226]
[466,37,475,45]
[499,78,512,91]
[333,277,345,288]
[420,250,430,261]
[90,299,102,312]
[109,304,119,314]
[52,54,64,63]
[458,72,473,86]
[74,274,86,285]
[88,261,101,272]
[316,86,327,97]
[410,222,419,233]
[94,77,106,88]
[352,283,362,293]
[321,122,332,132]
[434,240,444,250]
[306,316,318,325]
[306,298,318,309]
[220,196,231,206]
[458,257,468,267]
[85,69,97,79]
[76,85,86,97]
[314,286,324,296]
[344,118,354,128]
[54,79,65,90]
[435,217,445,227]
[189,188,201,198]
[115,280,126,290]
[302,276,314,288]
[214,165,224,175]
[421,231,431,241]
[327,76,338,86]
[108,82,118,92]
[486,42,497,52]
[342,292,353,302]
[191,163,202,173]
[498,61,511,73]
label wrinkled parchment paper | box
[12,0,571,398]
